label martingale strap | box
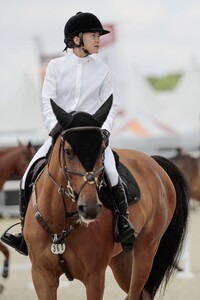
[59,254,74,281]
[31,180,79,281]
[32,183,54,238]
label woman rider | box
[1,12,135,255]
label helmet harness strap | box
[78,32,91,56]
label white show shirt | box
[42,52,117,132]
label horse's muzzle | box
[78,201,102,221]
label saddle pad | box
[99,151,141,210]
[25,157,47,200]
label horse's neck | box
[0,147,16,157]
[0,148,25,177]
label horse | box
[0,141,35,287]
[23,97,189,300]
[0,142,36,190]
[0,241,9,278]
[170,149,200,203]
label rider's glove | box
[101,129,110,147]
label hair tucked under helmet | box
[63,12,110,51]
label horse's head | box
[51,95,113,223]
[18,141,36,161]
[13,142,36,176]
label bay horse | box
[0,141,35,286]
[0,142,36,190]
[24,97,189,300]
[170,149,200,203]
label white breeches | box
[21,137,119,189]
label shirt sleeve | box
[100,70,118,133]
[42,60,58,131]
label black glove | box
[49,122,62,139]
[101,129,110,147]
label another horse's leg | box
[109,251,132,293]
[0,242,10,278]
[31,265,59,300]
[0,241,10,260]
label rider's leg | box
[1,137,52,255]
[104,147,135,243]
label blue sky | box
[1,0,200,76]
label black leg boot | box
[112,177,135,243]
[1,189,28,256]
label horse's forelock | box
[65,112,101,129]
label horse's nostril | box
[78,203,102,220]
[78,205,86,214]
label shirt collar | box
[69,52,91,64]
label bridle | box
[48,126,105,202]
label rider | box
[1,12,135,255]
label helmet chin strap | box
[78,32,91,56]
[81,47,91,56]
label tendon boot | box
[112,177,135,243]
[1,189,28,256]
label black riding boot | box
[1,189,28,256]
[112,177,135,243]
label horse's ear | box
[50,99,73,129]
[27,142,33,151]
[92,94,113,126]
[17,140,23,147]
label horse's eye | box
[65,149,73,158]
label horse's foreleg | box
[126,236,159,300]
[109,250,132,293]
[31,265,59,300]
[84,269,106,300]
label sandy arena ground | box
[0,202,200,300]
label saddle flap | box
[25,157,47,200]
[99,150,140,210]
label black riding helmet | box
[63,12,110,51]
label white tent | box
[111,62,200,154]
[0,51,47,147]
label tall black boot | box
[112,177,135,243]
[1,189,28,256]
